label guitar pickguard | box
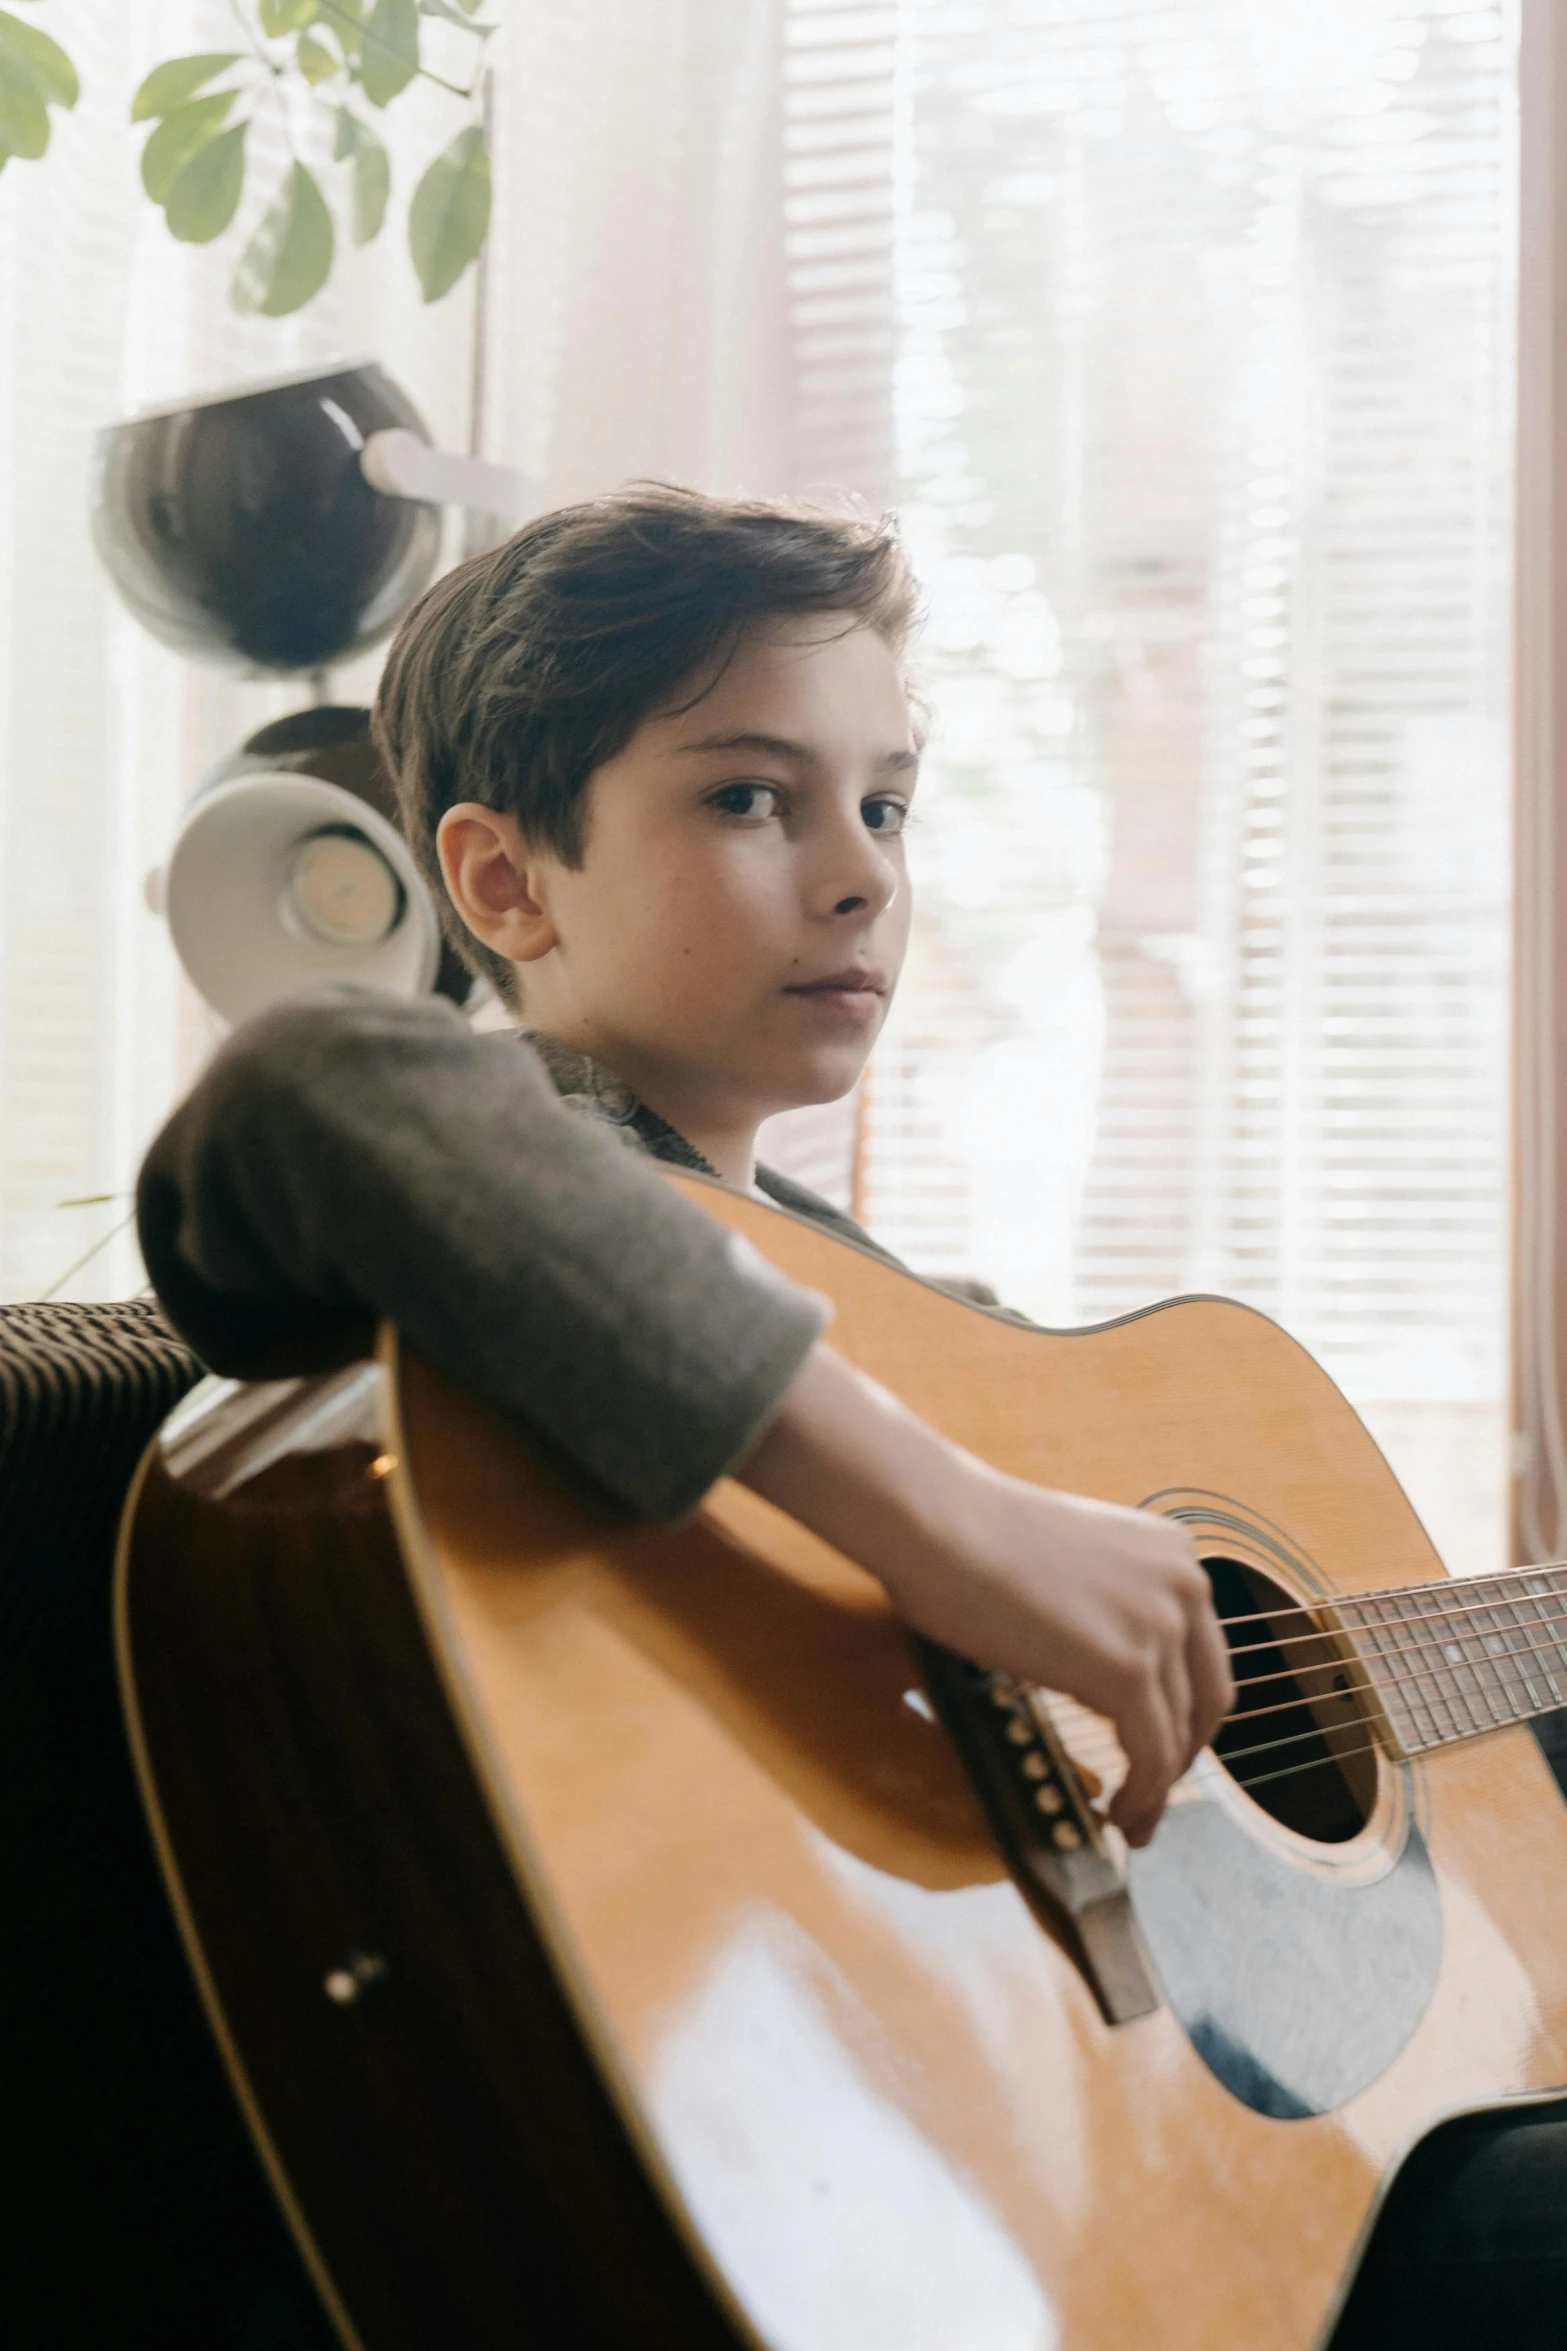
[1128,1792,1442,2117]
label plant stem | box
[227,0,282,77]
[312,0,480,101]
[39,1208,138,1303]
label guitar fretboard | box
[1338,1566,1567,1754]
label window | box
[0,1,477,1305]
[863,0,1516,1574]
[2,3,1518,1589]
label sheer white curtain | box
[866,0,1516,1574]
[0,0,819,1304]
[0,1,474,1302]
[0,2,1516,1584]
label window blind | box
[757,0,900,1197]
[782,2,898,506]
[0,0,798,1296]
[861,0,1515,1572]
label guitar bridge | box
[917,1641,1161,2026]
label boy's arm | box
[136,982,828,1523]
[138,982,1230,1837]
[738,1346,1232,1847]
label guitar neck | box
[1336,1564,1567,1756]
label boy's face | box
[442,616,917,1141]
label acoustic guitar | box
[115,1172,1567,2351]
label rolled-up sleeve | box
[136,982,829,1521]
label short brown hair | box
[373,481,921,1002]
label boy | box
[137,486,1564,2343]
[140,483,1228,1842]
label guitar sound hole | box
[1203,1557,1375,1845]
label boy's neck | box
[648,1112,757,1191]
[525,1024,761,1191]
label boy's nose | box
[819,822,899,921]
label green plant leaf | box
[0,50,48,157]
[359,0,418,107]
[409,121,488,302]
[131,52,241,123]
[259,0,316,32]
[331,105,389,238]
[296,31,338,84]
[418,0,494,27]
[142,90,237,203]
[165,120,246,242]
[316,0,365,56]
[234,160,334,315]
[350,128,388,241]
[0,11,77,107]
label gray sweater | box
[136,982,876,1522]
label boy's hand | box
[737,1343,1234,1846]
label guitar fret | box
[1408,1579,1483,1727]
[1330,1600,1396,1743]
[1476,1626,1514,1723]
[1332,1564,1567,1761]
[1489,1585,1546,1716]
[1383,1600,1446,1750]
[1345,1596,1442,1752]
[1519,1578,1567,1708]
[1436,1602,1505,1731]
[1484,1571,1564,1718]
[1430,1589,1490,1739]
[1533,1571,1567,1695]
[1396,1587,1472,1745]
[1457,1578,1519,1726]
[1464,1585,1524,1725]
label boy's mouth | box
[782,967,887,1015]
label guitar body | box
[117,1174,1567,2351]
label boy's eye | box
[710,781,782,820]
[862,795,908,837]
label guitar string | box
[1033,1655,1560,1786]
[1208,1714,1413,1773]
[1221,1664,1561,1741]
[1213,1680,1375,1728]
[1035,1708,1360,1778]
[1034,1616,1566,1734]
[1025,1557,1567,1792]
[1207,1563,1567,1639]
[1220,1618,1567,1684]
[1219,1636,1567,1730]
[1035,1610,1567,1728]
[1225,1735,1395,1796]
[1041,1722,1404,1803]
[1010,1590,1567,1793]
[1132,1638,1556,1747]
[1052,1654,1566,1786]
[1222,1583,1567,1655]
[1222,1610,1567,1695]
[1053,1713,1550,1804]
[1212,1709,1567,1798]
[1215,1583,1567,1667]
[1222,1661,1567,1737]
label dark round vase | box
[91,361,442,676]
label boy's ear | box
[436,804,560,966]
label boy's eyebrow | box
[675,728,919,773]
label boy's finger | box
[1159,1640,1195,1784]
[1186,1591,1236,1755]
[1109,1683,1180,1840]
